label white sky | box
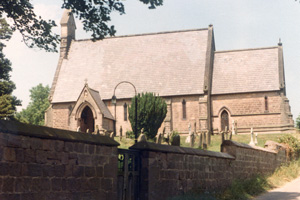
[4,0,300,121]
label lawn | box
[116,132,300,152]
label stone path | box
[255,176,300,200]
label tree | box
[1,0,163,52]
[296,114,300,129]
[0,18,21,120]
[128,92,167,140]
[16,84,50,125]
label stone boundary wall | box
[130,141,287,200]
[0,120,119,200]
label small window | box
[264,96,268,111]
[182,99,186,119]
[124,103,128,121]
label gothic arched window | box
[182,99,186,119]
[124,103,128,121]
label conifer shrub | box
[128,92,167,140]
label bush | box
[296,114,300,129]
[128,92,167,140]
[126,131,135,139]
[278,135,300,159]
[170,130,179,144]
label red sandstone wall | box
[131,141,287,200]
[0,120,118,200]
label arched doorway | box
[221,110,229,131]
[80,106,94,133]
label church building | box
[45,10,294,135]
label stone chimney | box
[60,9,76,59]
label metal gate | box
[117,149,140,200]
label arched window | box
[264,96,268,111]
[221,110,229,131]
[124,103,128,121]
[182,99,186,119]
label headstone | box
[190,132,195,148]
[95,125,100,135]
[138,134,147,142]
[76,126,81,132]
[232,120,236,135]
[249,128,255,146]
[221,131,225,143]
[86,129,90,133]
[203,131,207,150]
[254,132,258,145]
[198,132,203,148]
[171,135,180,146]
[119,126,123,141]
[110,132,114,139]
[224,126,228,140]
[156,133,162,144]
[185,123,192,143]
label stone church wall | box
[51,103,73,130]
[211,91,291,133]
[0,120,119,200]
[104,95,201,136]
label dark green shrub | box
[128,92,167,140]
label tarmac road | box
[255,176,300,200]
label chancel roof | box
[212,47,280,95]
[52,29,209,103]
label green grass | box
[116,132,300,152]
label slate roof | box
[52,29,209,103]
[212,47,280,95]
[88,88,114,120]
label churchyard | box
[116,132,300,151]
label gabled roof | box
[212,47,280,95]
[88,87,114,120]
[72,84,114,120]
[52,29,209,102]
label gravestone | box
[110,132,115,140]
[119,126,123,141]
[95,125,100,135]
[203,131,207,150]
[171,135,180,146]
[190,132,195,148]
[254,132,258,145]
[76,126,81,132]
[86,129,90,134]
[249,128,255,146]
[232,120,236,135]
[156,133,162,144]
[198,132,203,148]
[185,123,192,143]
[138,134,147,142]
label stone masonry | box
[0,120,119,200]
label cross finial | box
[278,38,282,46]
[84,78,88,85]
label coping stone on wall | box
[129,141,235,159]
[0,119,119,146]
[221,140,277,154]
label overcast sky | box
[4,0,300,121]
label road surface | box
[255,176,300,200]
